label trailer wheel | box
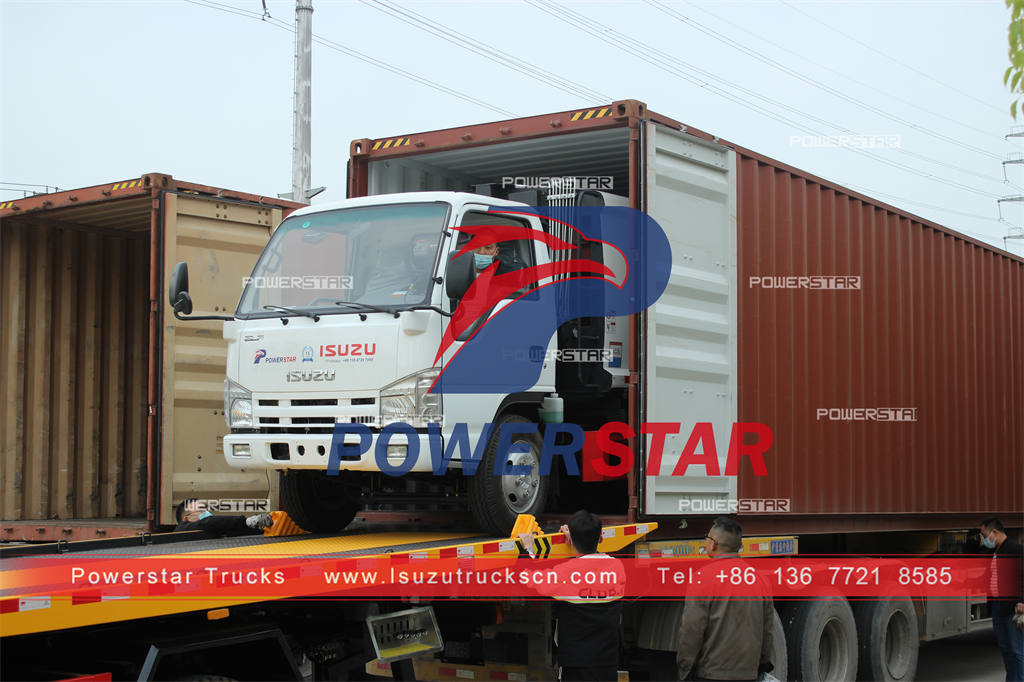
[782,597,858,682]
[469,414,549,536]
[771,607,788,681]
[853,597,918,681]
[280,470,358,533]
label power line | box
[361,0,610,103]
[645,0,1005,160]
[781,0,1005,115]
[183,0,517,117]
[525,0,1002,200]
[685,2,1003,144]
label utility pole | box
[1001,126,1024,254]
[292,0,313,203]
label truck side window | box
[456,212,536,299]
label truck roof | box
[286,191,528,218]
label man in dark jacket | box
[980,517,1024,682]
[676,517,774,681]
[174,499,273,536]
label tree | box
[1006,0,1024,118]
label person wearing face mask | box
[471,241,518,276]
[979,517,1024,682]
[174,498,273,536]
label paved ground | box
[916,628,1007,682]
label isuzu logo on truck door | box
[286,370,336,382]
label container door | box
[642,123,738,515]
[160,194,285,524]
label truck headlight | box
[224,378,253,428]
[380,368,442,428]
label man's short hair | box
[175,498,200,524]
[568,510,602,555]
[710,516,743,553]
[980,517,1005,533]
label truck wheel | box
[280,470,358,533]
[771,607,789,681]
[853,597,918,681]
[469,415,549,536]
[782,597,858,681]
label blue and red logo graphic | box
[431,205,672,394]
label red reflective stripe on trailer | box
[483,542,500,553]
[439,666,457,676]
[57,674,113,682]
[551,534,565,545]
[72,591,102,606]
[439,547,457,559]
[624,526,637,535]
[489,672,509,680]
[0,598,17,613]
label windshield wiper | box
[262,305,321,322]
[401,304,452,318]
[334,302,400,319]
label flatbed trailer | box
[1,516,693,681]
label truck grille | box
[254,396,378,433]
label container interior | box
[366,127,630,196]
[0,198,152,522]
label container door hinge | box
[148,404,157,416]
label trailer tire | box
[771,607,788,681]
[853,597,918,681]
[280,470,358,533]
[469,414,549,536]
[782,597,858,682]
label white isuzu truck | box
[169,189,648,535]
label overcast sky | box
[2,0,1021,254]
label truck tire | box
[469,414,549,536]
[853,597,918,681]
[280,470,358,533]
[781,597,858,681]
[771,607,789,681]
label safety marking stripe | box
[570,106,612,122]
[111,179,142,190]
[371,137,411,151]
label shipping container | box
[347,99,1024,534]
[0,174,302,539]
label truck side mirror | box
[168,261,193,316]
[445,252,474,300]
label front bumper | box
[223,431,439,472]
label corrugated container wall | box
[0,176,300,535]
[736,155,1024,517]
[2,220,150,520]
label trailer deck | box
[0,519,655,638]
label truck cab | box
[173,191,624,534]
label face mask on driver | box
[474,253,495,270]
[981,532,996,549]
[198,510,213,520]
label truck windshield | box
[236,202,449,318]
